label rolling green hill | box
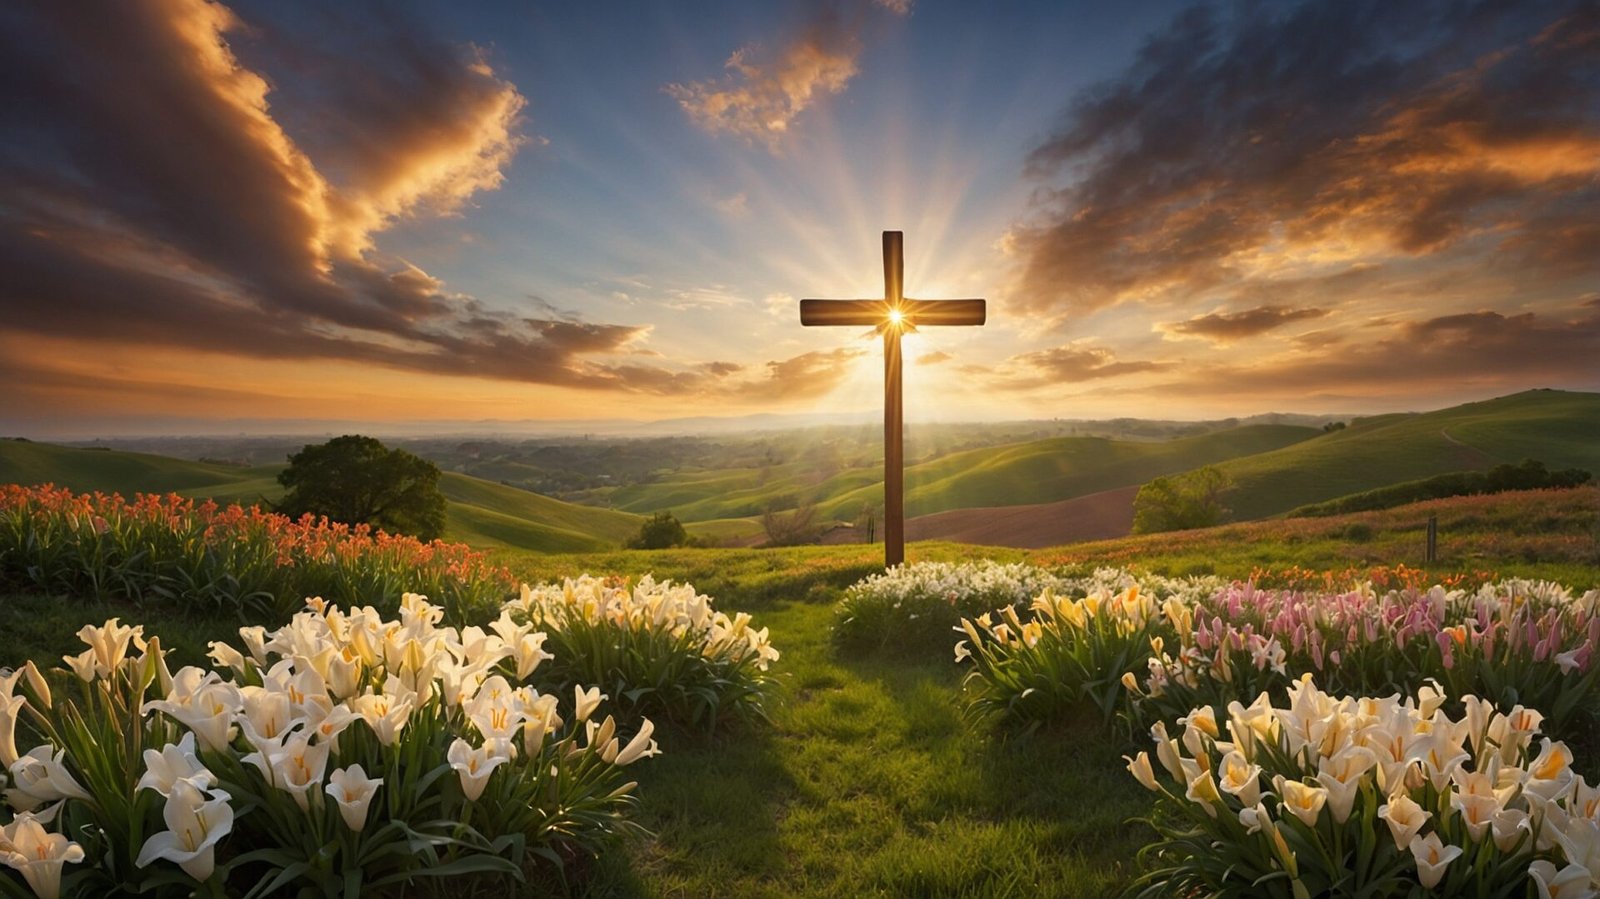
[1208,390,1600,519]
[0,440,666,552]
[593,424,1320,522]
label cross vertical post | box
[799,231,985,569]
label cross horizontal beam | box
[799,298,986,327]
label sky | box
[2,0,1597,437]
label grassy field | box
[1211,389,1600,520]
[590,424,1319,523]
[3,486,1596,896]
[0,439,764,552]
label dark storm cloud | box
[1010,0,1600,318]
[1160,305,1329,342]
[0,0,733,397]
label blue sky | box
[2,0,1596,435]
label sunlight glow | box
[887,309,904,326]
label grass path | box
[580,601,1152,898]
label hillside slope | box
[597,424,1319,522]
[1212,390,1600,519]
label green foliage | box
[277,436,448,541]
[1131,466,1233,534]
[625,512,689,550]
[508,576,778,732]
[1291,459,1592,517]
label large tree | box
[277,435,448,540]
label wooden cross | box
[800,231,986,567]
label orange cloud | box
[666,12,861,149]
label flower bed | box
[1126,675,1599,896]
[1,594,654,898]
[833,561,1086,655]
[0,484,514,621]
[956,571,1600,737]
[505,575,779,732]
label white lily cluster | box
[1127,674,1600,893]
[2,622,158,899]
[509,575,779,671]
[2,594,660,896]
[844,561,1074,618]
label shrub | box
[1132,466,1233,534]
[1126,676,1594,897]
[505,576,779,732]
[0,484,514,622]
[625,511,689,550]
[0,595,657,898]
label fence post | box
[1425,514,1438,564]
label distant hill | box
[597,424,1320,522]
[1208,389,1600,520]
[0,439,713,553]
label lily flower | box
[1378,793,1431,850]
[613,718,660,766]
[1124,752,1158,791]
[136,779,233,882]
[325,765,382,832]
[573,684,606,724]
[1279,779,1328,827]
[1528,859,1593,899]
[1407,832,1461,890]
[136,733,215,797]
[447,738,507,801]
[0,812,85,899]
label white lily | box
[520,692,563,756]
[1217,750,1261,806]
[325,765,382,831]
[0,679,24,769]
[136,779,233,882]
[447,738,507,801]
[351,690,414,746]
[1377,792,1431,851]
[1124,751,1158,791]
[75,618,143,679]
[1279,779,1328,827]
[1528,860,1593,899]
[7,746,91,807]
[1407,832,1461,890]
[136,733,215,797]
[573,684,606,724]
[0,812,85,899]
[606,717,656,766]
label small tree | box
[626,511,689,549]
[761,500,819,547]
[276,435,448,540]
[1131,466,1233,534]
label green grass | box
[1212,389,1600,519]
[589,424,1319,523]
